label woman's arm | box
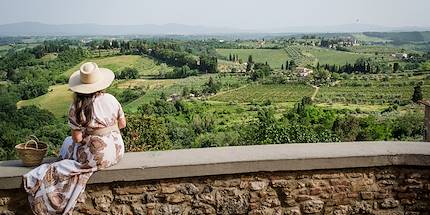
[118,117,126,129]
[71,129,83,143]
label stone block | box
[250,181,269,191]
[161,185,177,194]
[301,199,324,214]
[285,207,301,215]
[360,192,374,200]
[166,193,186,203]
[178,183,199,195]
[111,204,132,215]
[380,198,399,209]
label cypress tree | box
[248,55,253,64]
[412,84,423,103]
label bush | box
[118,87,145,104]
[122,114,172,151]
[202,77,221,94]
[118,67,139,79]
[18,80,49,100]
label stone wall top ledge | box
[0,141,429,189]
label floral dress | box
[23,93,125,215]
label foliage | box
[0,91,67,160]
[122,114,172,152]
[250,63,272,81]
[117,67,139,79]
[162,65,198,79]
[117,87,146,104]
[18,80,50,100]
[411,84,423,103]
[202,77,221,94]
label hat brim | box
[68,68,115,94]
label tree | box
[289,60,296,69]
[199,56,218,73]
[250,63,272,81]
[248,55,253,64]
[102,40,111,49]
[18,80,49,100]
[393,62,400,72]
[332,116,360,141]
[202,77,221,94]
[111,40,120,48]
[411,84,423,103]
[118,67,139,79]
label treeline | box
[317,58,391,74]
[113,40,218,74]
[0,42,88,100]
[364,32,430,44]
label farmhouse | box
[391,53,408,59]
[296,67,314,77]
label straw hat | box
[68,62,114,94]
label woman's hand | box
[71,129,83,143]
[118,117,126,129]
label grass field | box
[302,46,371,65]
[216,49,289,69]
[17,85,73,117]
[210,84,314,103]
[62,55,172,77]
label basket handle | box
[24,140,38,149]
[28,135,40,143]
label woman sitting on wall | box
[23,62,126,214]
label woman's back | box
[68,93,125,130]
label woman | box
[23,62,126,214]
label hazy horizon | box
[1,0,429,30]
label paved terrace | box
[0,141,429,190]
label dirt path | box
[311,85,320,101]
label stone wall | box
[1,166,429,215]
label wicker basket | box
[15,136,48,167]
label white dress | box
[23,93,125,215]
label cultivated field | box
[210,84,315,103]
[316,82,430,105]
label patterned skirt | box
[23,131,124,215]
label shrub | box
[118,67,139,79]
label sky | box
[0,0,429,30]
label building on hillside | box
[391,53,408,59]
[296,67,314,77]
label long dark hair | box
[73,91,102,127]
